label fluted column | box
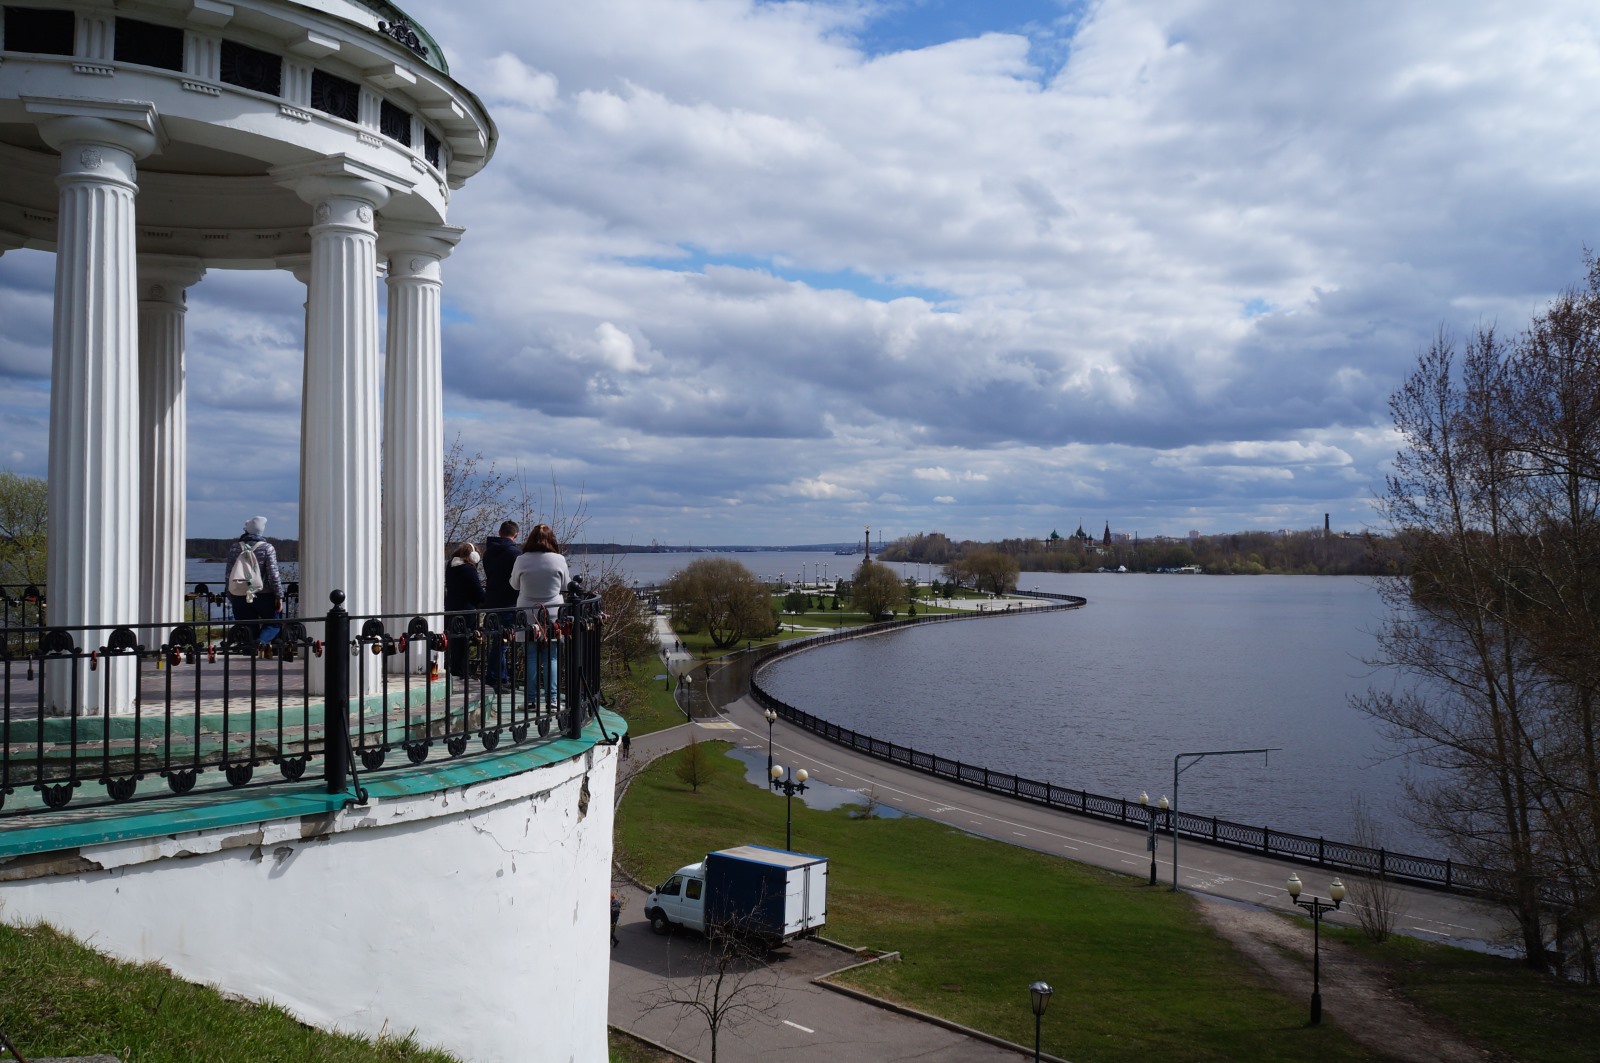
[379,224,462,673]
[138,257,205,633]
[275,165,391,695]
[34,104,159,715]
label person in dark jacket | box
[481,520,520,693]
[444,541,486,681]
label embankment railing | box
[747,591,1492,897]
[0,590,607,818]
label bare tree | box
[643,914,781,1063]
[441,435,518,549]
[1360,263,1600,974]
[1345,795,1403,943]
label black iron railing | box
[0,581,303,632]
[747,593,1493,897]
[0,590,606,818]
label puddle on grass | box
[724,746,906,819]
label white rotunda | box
[0,0,495,710]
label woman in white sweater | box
[509,523,569,706]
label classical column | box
[379,224,462,673]
[137,257,205,633]
[273,161,397,695]
[30,101,160,715]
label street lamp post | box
[763,707,777,776]
[1137,792,1169,886]
[769,764,808,850]
[1028,980,1053,1062]
[1286,873,1346,1026]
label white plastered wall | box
[0,746,617,1063]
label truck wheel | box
[650,912,671,935]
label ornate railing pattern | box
[1,581,303,632]
[747,593,1491,896]
[0,590,607,818]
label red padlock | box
[89,651,98,671]
[313,640,324,658]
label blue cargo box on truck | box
[705,845,828,942]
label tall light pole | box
[1287,874,1345,1026]
[1137,792,1169,886]
[763,707,777,776]
[1171,747,1279,891]
[1028,980,1053,1062]
[769,764,808,850]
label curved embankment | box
[744,593,1487,897]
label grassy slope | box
[0,923,457,1063]
[615,742,1379,1063]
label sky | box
[3,0,1599,547]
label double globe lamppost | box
[1137,792,1169,886]
[1286,873,1346,1026]
[770,764,808,850]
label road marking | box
[1013,831,1028,837]
[783,1020,814,1034]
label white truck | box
[644,845,828,946]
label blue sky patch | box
[631,248,949,304]
[1242,298,1275,318]
[837,0,1088,74]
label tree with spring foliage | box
[665,558,775,648]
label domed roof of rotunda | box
[0,0,496,264]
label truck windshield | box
[658,876,682,897]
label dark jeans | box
[229,594,282,644]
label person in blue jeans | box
[481,520,520,694]
[509,523,568,707]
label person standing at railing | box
[509,523,568,707]
[482,520,520,695]
[444,541,485,683]
[224,516,283,651]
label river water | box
[608,554,1429,856]
[768,570,1429,853]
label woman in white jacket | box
[509,523,569,706]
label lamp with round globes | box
[1286,873,1345,1026]
[770,763,809,850]
[1137,791,1170,886]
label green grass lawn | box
[0,922,458,1062]
[1342,931,1600,1063]
[608,654,688,738]
[615,742,1380,1062]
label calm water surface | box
[758,572,1431,854]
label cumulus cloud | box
[4,0,1598,542]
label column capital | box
[270,155,413,214]
[137,255,206,305]
[26,97,164,161]
[378,222,464,273]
